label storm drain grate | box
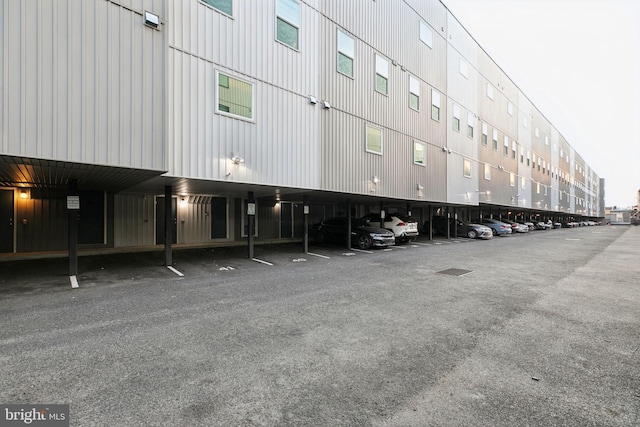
[437,268,473,277]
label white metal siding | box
[0,0,166,170]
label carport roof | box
[0,155,164,192]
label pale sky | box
[443,0,640,209]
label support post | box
[303,196,309,253]
[379,201,385,229]
[453,208,458,238]
[68,179,79,285]
[428,205,433,241]
[346,199,352,250]
[164,185,173,266]
[247,192,255,259]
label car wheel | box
[467,230,477,239]
[357,234,372,250]
[315,231,325,244]
[491,228,497,236]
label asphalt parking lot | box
[1,225,639,426]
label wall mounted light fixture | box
[19,189,29,199]
[231,155,245,165]
[372,176,380,185]
[144,11,160,28]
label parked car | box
[360,213,419,243]
[476,218,513,236]
[523,221,535,231]
[310,217,395,249]
[424,217,493,239]
[501,220,530,233]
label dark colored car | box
[423,217,493,239]
[310,217,395,249]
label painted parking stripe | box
[70,275,79,289]
[350,248,373,254]
[167,266,184,277]
[412,242,433,246]
[393,246,407,249]
[252,258,273,266]
[565,238,581,241]
[307,252,330,259]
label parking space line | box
[167,266,184,277]
[350,248,373,254]
[412,242,433,246]
[252,258,273,266]
[307,252,330,259]
[393,246,407,249]
[70,275,79,289]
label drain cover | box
[437,268,472,277]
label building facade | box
[0,0,603,257]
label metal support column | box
[247,192,255,259]
[428,205,433,241]
[164,185,173,266]
[453,208,458,238]
[303,196,309,253]
[379,201,385,229]
[346,199,352,250]
[68,179,79,287]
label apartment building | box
[0,0,603,259]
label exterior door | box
[0,190,13,253]
[280,202,293,238]
[155,197,177,244]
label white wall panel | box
[0,0,166,171]
[114,193,155,247]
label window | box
[409,75,420,110]
[459,58,468,78]
[535,127,540,138]
[481,123,488,146]
[521,176,526,190]
[510,172,515,187]
[337,29,355,77]
[463,159,471,178]
[484,163,491,180]
[492,129,498,150]
[431,90,440,121]
[419,21,432,48]
[452,104,460,131]
[503,136,509,156]
[545,135,549,146]
[276,0,300,49]
[366,124,383,155]
[536,183,540,194]
[486,83,494,100]
[413,141,425,166]
[520,146,524,163]
[526,150,530,166]
[375,54,389,95]
[507,101,513,116]
[467,113,474,138]
[216,71,254,120]
[201,0,232,16]
[511,141,516,159]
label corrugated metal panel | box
[15,196,67,252]
[0,0,165,170]
[176,199,212,244]
[113,193,155,247]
